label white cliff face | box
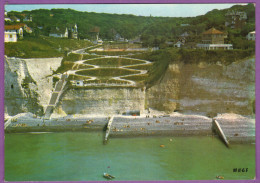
[4,55,255,117]
[5,57,63,116]
[23,58,63,108]
[53,88,145,116]
[5,57,29,115]
[147,57,255,116]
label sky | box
[5,3,246,17]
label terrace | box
[54,46,153,88]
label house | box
[225,10,247,29]
[201,28,227,44]
[17,23,32,33]
[49,27,68,38]
[174,41,184,48]
[4,15,11,21]
[246,31,255,41]
[197,28,233,50]
[25,26,32,33]
[4,32,17,42]
[5,25,23,38]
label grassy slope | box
[75,68,139,78]
[84,58,145,67]
[5,36,93,58]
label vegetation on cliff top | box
[129,48,255,88]
[5,36,92,58]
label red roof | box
[203,28,224,35]
[5,25,22,30]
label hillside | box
[6,3,255,42]
[4,3,255,58]
[5,36,93,58]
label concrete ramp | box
[104,116,114,142]
[213,114,255,144]
[213,119,229,147]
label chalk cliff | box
[147,57,255,116]
[53,88,145,116]
[4,57,62,116]
[5,56,255,117]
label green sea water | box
[4,132,255,181]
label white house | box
[16,23,32,34]
[5,15,11,21]
[174,41,184,48]
[246,31,255,41]
[4,32,17,42]
[197,28,233,50]
[5,25,23,38]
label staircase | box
[44,74,67,119]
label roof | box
[203,28,224,35]
[5,25,23,30]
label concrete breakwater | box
[4,112,255,144]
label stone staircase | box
[44,74,67,119]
